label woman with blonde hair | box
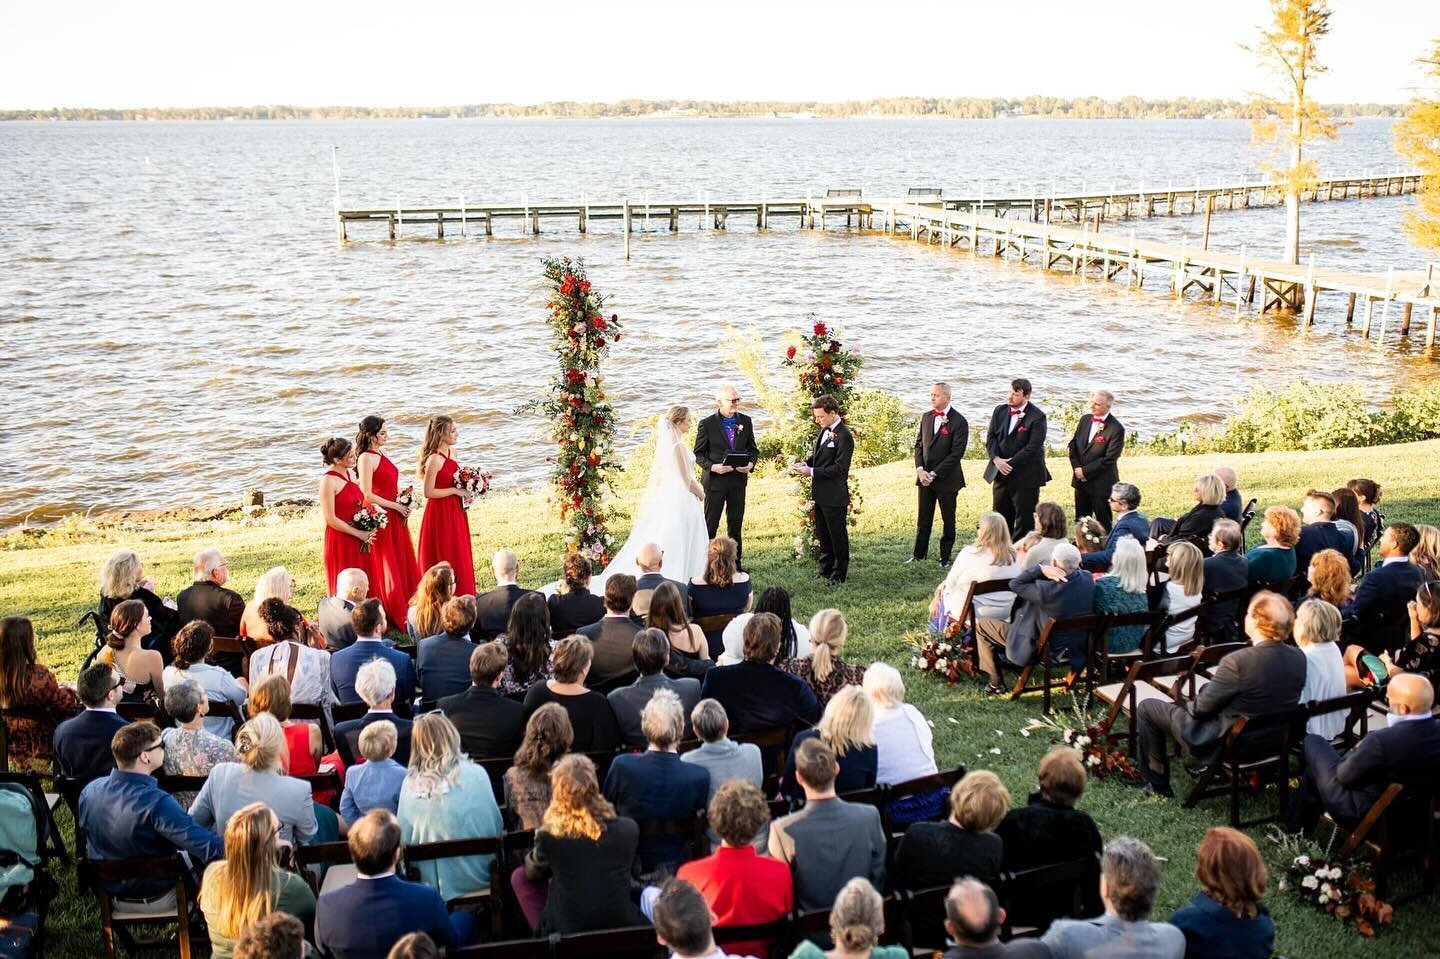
[863,663,943,824]
[781,685,877,799]
[1412,525,1440,581]
[398,712,503,902]
[789,877,908,959]
[191,712,318,845]
[98,548,181,661]
[1169,827,1275,959]
[1093,537,1149,653]
[416,414,477,596]
[689,537,753,658]
[894,770,1008,891]
[1161,541,1205,653]
[505,703,574,830]
[407,561,456,643]
[100,599,165,702]
[240,566,297,643]
[935,512,1022,627]
[199,802,316,959]
[780,608,864,705]
[1152,473,1227,555]
[1295,600,1346,734]
[1305,549,1352,607]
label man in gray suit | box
[316,567,369,651]
[1136,591,1307,797]
[1042,838,1183,959]
[768,737,886,912]
[608,629,702,748]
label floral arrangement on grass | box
[1021,706,1143,783]
[1268,829,1395,936]
[351,504,387,553]
[909,617,980,684]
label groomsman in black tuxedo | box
[983,378,1050,537]
[910,382,969,566]
[793,395,854,585]
[1067,389,1126,530]
[694,385,760,567]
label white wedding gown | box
[597,419,710,589]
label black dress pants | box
[1074,480,1113,529]
[703,479,747,566]
[914,485,959,562]
[815,501,849,581]
[992,480,1040,537]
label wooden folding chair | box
[1149,642,1247,702]
[1238,497,1259,546]
[116,700,174,727]
[996,854,1100,938]
[402,834,507,939]
[86,854,198,959]
[1200,585,1250,644]
[892,883,951,954]
[732,724,794,793]
[1007,614,1104,714]
[289,701,337,754]
[952,577,1019,674]
[209,635,257,677]
[296,839,358,897]
[881,764,967,835]
[713,915,794,958]
[1182,707,1306,828]
[1082,609,1165,703]
[206,697,248,740]
[550,924,666,959]
[1093,652,1194,757]
[1322,783,1436,900]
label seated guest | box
[1169,827,1275,959]
[768,738,887,912]
[498,593,555,695]
[782,686,878,799]
[1093,538,1149,653]
[331,599,416,710]
[99,548,181,662]
[471,549,539,642]
[1201,519,1248,642]
[1289,673,1440,832]
[700,612,821,734]
[893,770,1008,891]
[652,876,765,959]
[521,636,622,752]
[336,659,415,767]
[608,627,702,747]
[788,877,908,959]
[1388,580,1440,681]
[1295,601,1347,738]
[177,548,246,639]
[648,582,712,677]
[578,574,644,692]
[603,689,710,875]
[1160,541,1205,653]
[1216,466,1243,523]
[780,609,865,706]
[239,566,298,644]
[398,713,504,902]
[933,512,1023,627]
[163,621,247,738]
[1296,490,1361,578]
[248,598,335,706]
[438,640,526,759]
[631,542,691,619]
[1074,516,1106,557]
[976,544,1095,695]
[675,782,792,958]
[863,664,940,819]
[192,712,318,844]
[1018,502,1070,568]
[160,680,238,807]
[547,554,605,640]
[1151,473,1227,555]
[317,567,369,652]
[942,878,1053,958]
[0,616,79,770]
[1245,506,1301,584]
[517,754,646,934]
[996,748,1103,924]
[1137,592,1307,798]
[681,698,763,801]
[407,562,455,645]
[689,537,753,658]
[341,720,407,821]
[234,913,305,959]
[1080,483,1148,571]
[1347,478,1384,560]
[100,599,166,702]
[248,675,322,783]
[1331,485,1368,567]
[1343,523,1425,653]
[199,802,316,959]
[1416,525,1440,581]
[388,933,439,959]
[52,664,128,782]
[78,722,222,903]
[315,809,467,959]
[720,585,810,666]
[416,595,479,701]
[505,703,572,830]
[1305,549,1353,608]
[1042,837,1184,959]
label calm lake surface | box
[0,117,1433,527]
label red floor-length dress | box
[323,470,374,596]
[361,451,421,630]
[417,453,476,595]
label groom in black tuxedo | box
[983,377,1050,537]
[1068,389,1126,529]
[794,394,854,585]
[694,385,760,567]
[911,382,969,566]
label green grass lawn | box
[5,441,1440,958]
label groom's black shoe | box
[826,575,845,587]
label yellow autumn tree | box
[1247,0,1343,265]
[1394,39,1440,254]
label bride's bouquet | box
[396,485,415,510]
[454,467,493,509]
[352,504,388,553]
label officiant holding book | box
[695,385,760,567]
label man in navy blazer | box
[1081,483,1150,571]
[1295,490,1361,577]
[315,809,467,959]
[469,549,540,642]
[53,664,127,782]
[976,544,1095,693]
[331,599,415,713]
[1343,524,1425,654]
[1289,673,1440,832]
[699,613,820,734]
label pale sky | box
[3,0,1436,109]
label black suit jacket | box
[632,573,690,617]
[1331,715,1440,806]
[804,419,854,508]
[694,411,759,488]
[913,408,968,492]
[698,661,821,734]
[438,685,527,759]
[548,590,606,640]
[176,581,245,637]
[335,712,414,767]
[470,584,540,642]
[1201,551,1249,639]
[1182,641,1307,757]
[1166,503,1224,554]
[53,709,129,781]
[1067,414,1125,491]
[577,616,643,693]
[1344,560,1427,654]
[983,404,1050,488]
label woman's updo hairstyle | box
[666,406,690,429]
[257,597,304,644]
[355,416,385,455]
[105,599,147,650]
[320,437,352,465]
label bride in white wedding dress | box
[598,406,710,588]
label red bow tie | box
[1092,417,1105,424]
[1009,409,1023,417]
[933,411,946,418]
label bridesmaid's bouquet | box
[352,504,388,552]
[396,485,415,510]
[454,467,492,510]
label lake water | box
[0,117,1433,527]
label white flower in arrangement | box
[1301,875,1319,890]
[1295,855,1311,868]
[1320,883,1335,901]
[936,658,947,670]
[911,657,922,668]
[1326,866,1343,881]
[1085,754,1100,767]
[989,747,1001,755]
[1076,735,1091,748]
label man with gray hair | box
[941,878,1052,957]
[976,543,1096,695]
[317,567,369,651]
[1080,482,1150,572]
[471,548,539,641]
[176,547,245,639]
[911,381,969,567]
[334,658,414,767]
[680,698,763,802]
[1042,837,1183,958]
[1067,390,1125,529]
[694,385,760,568]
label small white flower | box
[1085,754,1100,767]
[936,658,947,670]
[947,717,960,725]
[1077,735,1092,748]
[1295,855,1311,868]
[1320,883,1335,900]
[1301,875,1319,890]
[989,747,1002,754]
[926,720,936,728]
[1327,866,1343,881]
[1019,728,1031,738]
[1318,893,1329,905]
[994,730,1004,737]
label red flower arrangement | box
[1271,835,1396,937]
[1021,712,1143,783]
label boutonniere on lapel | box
[737,424,744,432]
[1093,432,1106,443]
[1017,426,1029,433]
[939,425,950,436]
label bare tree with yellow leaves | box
[1395,40,1440,255]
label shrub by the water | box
[846,388,914,468]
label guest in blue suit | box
[698,613,820,734]
[1169,827,1275,959]
[314,809,468,959]
[331,599,415,714]
[1343,524,1425,654]
[1288,673,1440,832]
[335,659,414,768]
[976,544,1095,694]
[416,596,479,701]
[1295,491,1362,579]
[53,664,130,782]
[1080,483,1149,572]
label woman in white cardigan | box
[863,662,947,826]
[933,512,1023,625]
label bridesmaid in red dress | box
[416,415,477,595]
[355,415,421,630]
[319,437,376,596]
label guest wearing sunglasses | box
[52,663,130,782]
